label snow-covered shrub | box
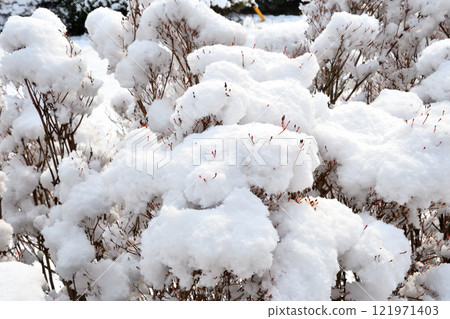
[87,0,247,127]
[248,17,308,58]
[301,0,450,103]
[311,86,450,295]
[85,7,134,71]
[412,39,450,103]
[0,8,103,296]
[1,0,448,302]
[135,0,247,88]
[172,44,319,135]
[58,0,421,301]
[0,0,255,36]
[311,11,380,104]
[283,5,450,299]
[340,213,411,301]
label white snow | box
[0,170,7,195]
[370,90,425,121]
[311,12,379,61]
[413,39,450,103]
[244,16,308,58]
[74,259,132,301]
[266,197,363,300]
[175,46,320,136]
[85,7,133,71]
[341,213,411,301]
[417,264,450,301]
[0,0,448,302]
[0,219,13,251]
[0,261,46,300]
[313,99,450,209]
[42,220,95,280]
[136,0,247,47]
[0,9,102,123]
[115,40,172,94]
[140,187,279,289]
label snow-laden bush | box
[0,0,449,302]
[87,0,247,127]
[245,16,308,58]
[300,0,450,103]
[293,1,450,300]
[172,44,320,135]
[412,39,450,103]
[0,8,104,297]
[62,0,421,301]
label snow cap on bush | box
[42,220,96,280]
[313,99,450,209]
[245,16,308,58]
[85,7,134,70]
[341,213,411,300]
[311,12,379,61]
[173,46,320,136]
[156,123,321,207]
[413,39,450,102]
[266,198,363,300]
[140,188,279,289]
[115,40,172,93]
[136,0,247,46]
[0,8,101,121]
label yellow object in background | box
[253,5,266,21]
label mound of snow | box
[264,199,410,300]
[311,12,379,61]
[314,99,450,208]
[156,122,321,207]
[0,261,46,300]
[245,16,308,58]
[413,39,450,102]
[85,7,133,70]
[174,47,321,136]
[267,197,363,300]
[140,188,279,288]
[137,0,247,46]
[341,213,411,300]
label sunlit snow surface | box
[0,262,46,300]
